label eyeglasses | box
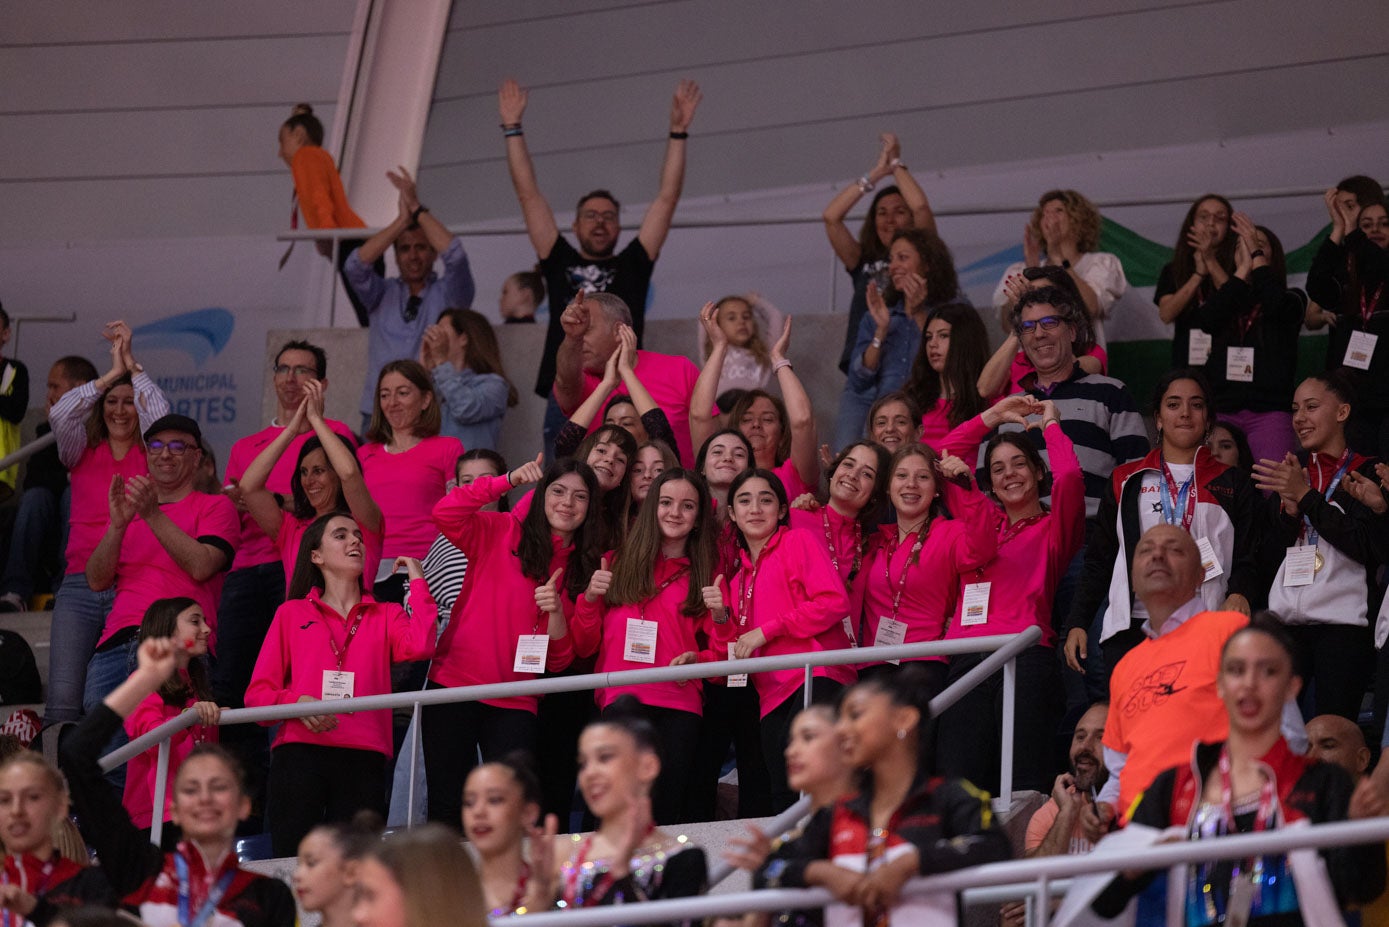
[148,439,194,456]
[273,364,316,378]
[403,295,422,323]
[1018,315,1066,335]
[578,210,618,224]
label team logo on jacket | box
[1121,661,1188,716]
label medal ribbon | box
[1158,461,1197,532]
[1301,450,1352,549]
[175,852,236,927]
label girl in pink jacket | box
[245,512,438,857]
[703,468,854,812]
[570,468,719,824]
[422,456,603,828]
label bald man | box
[1308,714,1372,777]
[1086,525,1306,830]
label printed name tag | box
[1195,537,1224,583]
[1346,330,1379,370]
[623,618,658,664]
[513,635,549,674]
[961,583,991,626]
[1187,330,1212,366]
[322,670,355,700]
[1226,347,1254,383]
[1284,545,1317,587]
[874,616,907,665]
[726,648,748,688]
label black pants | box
[421,691,538,827]
[1286,623,1374,721]
[1099,625,1148,683]
[600,701,702,825]
[761,678,846,813]
[535,682,598,825]
[935,645,1063,796]
[690,682,772,821]
[267,743,385,858]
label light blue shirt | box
[431,362,509,451]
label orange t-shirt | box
[1104,610,1247,822]
[291,145,365,229]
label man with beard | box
[1024,701,1111,857]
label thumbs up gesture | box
[509,452,546,488]
[703,574,726,618]
[534,568,564,616]
[586,555,613,602]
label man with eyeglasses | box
[216,340,356,810]
[82,413,239,767]
[497,78,702,458]
[344,166,475,433]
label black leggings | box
[421,690,538,827]
[761,677,845,813]
[267,743,385,858]
[690,682,772,821]
[600,701,702,825]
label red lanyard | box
[998,511,1047,547]
[1236,303,1261,341]
[1159,461,1196,532]
[736,560,763,630]
[821,508,863,581]
[637,565,689,622]
[1217,747,1275,834]
[325,608,365,671]
[1362,283,1384,325]
[490,862,530,917]
[882,522,929,622]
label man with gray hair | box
[553,290,699,464]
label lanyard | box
[1236,302,1261,341]
[1302,450,1352,549]
[175,853,236,927]
[736,560,763,630]
[490,862,530,917]
[1158,461,1196,532]
[637,565,689,622]
[1362,283,1384,325]
[325,608,366,671]
[1217,748,1276,835]
[998,511,1047,548]
[882,522,929,623]
[2,857,57,927]
[821,508,863,581]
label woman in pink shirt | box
[570,468,718,824]
[422,456,602,828]
[858,445,999,693]
[357,360,462,603]
[245,512,437,857]
[703,468,854,811]
[49,322,169,724]
[935,395,1086,794]
[901,302,992,452]
[691,306,819,500]
[790,441,891,593]
[238,380,382,590]
[867,392,923,457]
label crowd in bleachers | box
[5,76,1389,927]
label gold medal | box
[1313,550,1324,574]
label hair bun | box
[291,103,314,117]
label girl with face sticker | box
[1092,618,1385,923]
[48,323,169,727]
[1063,369,1261,675]
[703,470,854,812]
[60,638,297,927]
[765,664,1009,925]
[1157,194,1238,372]
[1253,372,1382,721]
[423,457,601,828]
[570,470,718,824]
[245,513,437,857]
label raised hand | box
[698,300,727,349]
[586,555,613,602]
[302,379,327,425]
[1038,399,1062,428]
[599,342,622,391]
[498,78,528,125]
[108,475,138,529]
[702,575,725,615]
[134,638,181,687]
[1187,226,1211,275]
[560,290,591,339]
[898,272,927,312]
[1023,223,1042,268]
[982,393,1044,429]
[124,474,159,521]
[1343,470,1388,514]
[790,492,821,511]
[521,814,560,911]
[866,281,891,334]
[936,452,970,482]
[616,323,639,374]
[669,79,702,133]
[1231,211,1260,254]
[387,166,421,213]
[1003,271,1030,307]
[510,452,546,488]
[534,569,565,616]
[392,556,425,581]
[769,316,792,364]
[102,321,132,380]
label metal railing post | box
[999,654,1017,811]
[1032,874,1050,927]
[150,740,170,847]
[407,701,422,829]
[803,663,812,708]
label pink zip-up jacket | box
[789,506,869,645]
[940,419,1085,648]
[859,479,998,666]
[122,688,217,829]
[571,554,716,715]
[714,526,855,716]
[245,581,437,756]
[429,474,577,712]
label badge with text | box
[514,635,549,674]
[1187,330,1212,366]
[322,670,355,700]
[1345,330,1378,370]
[726,648,748,688]
[873,616,908,665]
[1283,545,1317,587]
[1225,346,1254,383]
[961,583,991,626]
[1195,536,1224,583]
[623,618,658,664]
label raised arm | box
[52,323,129,467]
[614,323,660,418]
[498,79,561,257]
[387,166,455,255]
[689,301,728,452]
[237,400,307,540]
[126,478,231,582]
[305,379,382,534]
[977,332,1021,400]
[637,79,701,260]
[769,317,819,491]
[822,134,935,268]
[553,290,594,414]
[86,475,136,591]
[354,192,412,267]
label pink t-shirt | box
[276,513,385,594]
[67,443,149,569]
[101,491,241,645]
[570,350,699,466]
[772,458,812,502]
[225,420,357,569]
[358,435,462,561]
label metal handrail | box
[491,815,1389,927]
[0,431,55,473]
[101,628,1041,845]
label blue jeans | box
[47,572,115,723]
[0,487,62,599]
[832,384,873,454]
[542,394,566,465]
[83,635,140,792]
